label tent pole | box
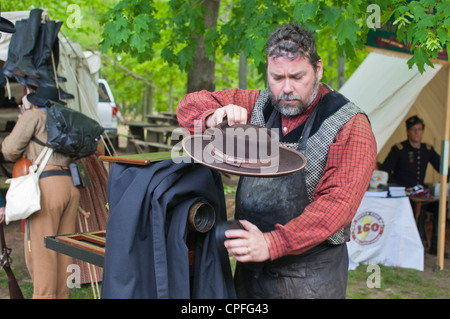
[437,66,450,271]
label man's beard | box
[269,75,320,116]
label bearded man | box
[176,22,377,299]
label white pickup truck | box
[97,79,119,149]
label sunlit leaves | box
[320,6,342,28]
[100,0,450,77]
[391,0,450,72]
[407,46,435,73]
[101,0,160,62]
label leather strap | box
[40,169,71,179]
[31,136,47,147]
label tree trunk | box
[148,83,153,115]
[142,89,147,119]
[186,0,220,93]
[168,78,173,113]
[337,54,346,89]
[239,51,248,90]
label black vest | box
[238,89,366,244]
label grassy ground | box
[346,262,450,299]
[1,203,450,299]
[3,257,449,299]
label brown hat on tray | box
[182,121,306,177]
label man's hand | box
[205,104,248,128]
[224,220,270,263]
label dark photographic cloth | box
[101,158,234,299]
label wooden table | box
[348,196,424,271]
[408,196,440,224]
[124,120,181,153]
[146,114,178,125]
[125,122,159,140]
[45,231,106,267]
[146,125,179,143]
[408,196,446,250]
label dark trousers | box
[234,244,348,299]
[417,202,439,250]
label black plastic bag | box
[46,102,104,158]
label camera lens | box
[188,202,216,233]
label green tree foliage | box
[390,0,450,73]
[5,1,450,115]
[102,0,449,76]
[99,0,450,114]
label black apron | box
[234,104,348,299]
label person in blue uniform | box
[381,115,448,257]
[381,116,440,188]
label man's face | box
[267,55,323,116]
[407,123,424,144]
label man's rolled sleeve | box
[176,89,260,134]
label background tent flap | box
[339,51,445,184]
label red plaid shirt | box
[177,86,377,260]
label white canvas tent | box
[0,11,102,125]
[339,49,450,270]
[339,51,444,167]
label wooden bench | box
[146,114,178,126]
[125,122,159,141]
